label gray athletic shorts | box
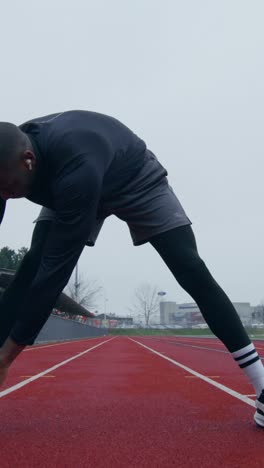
[34,177,191,247]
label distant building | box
[160,302,179,325]
[160,301,253,327]
[233,303,253,326]
[252,305,264,324]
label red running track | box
[0,336,263,467]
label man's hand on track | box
[0,361,8,387]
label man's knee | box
[174,252,210,288]
[179,253,207,276]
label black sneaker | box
[254,390,264,427]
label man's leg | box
[149,225,264,424]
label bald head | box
[0,122,28,169]
[0,123,36,199]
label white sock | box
[232,343,264,398]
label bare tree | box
[65,274,102,311]
[129,283,160,327]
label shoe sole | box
[254,411,264,428]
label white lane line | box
[0,337,115,399]
[129,338,255,409]
[148,337,264,361]
[151,338,229,355]
[24,336,111,351]
[165,339,223,354]
[161,338,224,347]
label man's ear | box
[21,151,36,171]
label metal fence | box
[35,314,108,344]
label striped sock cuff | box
[232,343,260,369]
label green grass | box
[109,328,213,336]
[247,328,264,338]
[109,327,264,338]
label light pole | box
[104,289,109,320]
[74,262,80,303]
[158,291,166,325]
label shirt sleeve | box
[0,198,6,225]
[10,158,103,345]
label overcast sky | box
[0,0,264,316]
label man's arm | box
[0,220,52,347]
[0,337,25,366]
[0,183,97,386]
[0,220,51,386]
[0,337,25,386]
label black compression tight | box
[149,225,251,353]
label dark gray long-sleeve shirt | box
[0,110,166,345]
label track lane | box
[134,336,264,398]
[1,337,263,467]
[140,336,264,358]
[1,336,112,392]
